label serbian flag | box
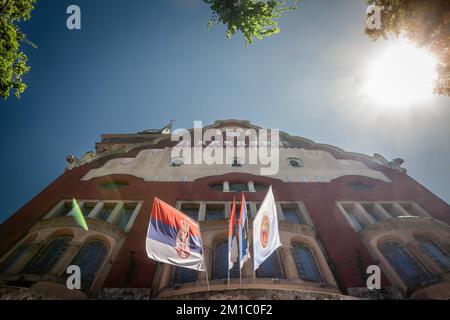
[146,197,205,271]
[238,193,251,269]
[228,197,238,271]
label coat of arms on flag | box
[146,197,205,271]
[253,186,282,271]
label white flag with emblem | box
[253,186,282,270]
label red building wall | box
[0,144,448,293]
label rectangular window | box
[115,204,136,230]
[97,204,115,222]
[342,204,364,232]
[398,203,420,217]
[361,203,381,222]
[82,203,97,217]
[181,203,200,221]
[205,204,225,221]
[380,203,400,217]
[54,202,74,218]
[282,204,303,224]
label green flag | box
[68,199,89,231]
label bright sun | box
[364,40,438,107]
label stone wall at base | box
[0,286,60,300]
[347,287,404,300]
[97,288,152,300]
[155,289,358,300]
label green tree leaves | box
[365,0,450,96]
[204,0,300,45]
[0,0,36,100]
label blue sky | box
[0,0,448,223]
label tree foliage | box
[0,0,36,100]
[204,0,300,45]
[365,0,450,96]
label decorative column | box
[223,181,230,192]
[225,202,232,218]
[374,203,393,219]
[355,203,376,225]
[198,202,206,221]
[107,202,124,225]
[276,203,285,221]
[279,246,298,281]
[88,202,104,219]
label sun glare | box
[364,40,438,107]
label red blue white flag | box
[238,193,251,269]
[228,197,238,271]
[146,197,205,271]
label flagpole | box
[204,264,210,291]
[239,265,242,285]
[198,226,210,291]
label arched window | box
[292,244,322,283]
[0,243,41,274]
[22,236,72,275]
[69,241,108,290]
[379,241,432,289]
[212,241,239,280]
[173,266,198,284]
[256,251,284,279]
[418,239,450,272]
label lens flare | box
[364,40,438,107]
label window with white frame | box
[180,203,200,221]
[281,204,304,224]
[379,203,402,217]
[361,203,382,222]
[338,201,431,232]
[115,203,137,230]
[418,238,450,272]
[53,202,75,218]
[398,203,426,217]
[205,204,225,221]
[341,204,366,232]
[97,204,115,222]
[45,200,141,232]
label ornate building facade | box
[0,120,449,300]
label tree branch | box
[0,0,10,15]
